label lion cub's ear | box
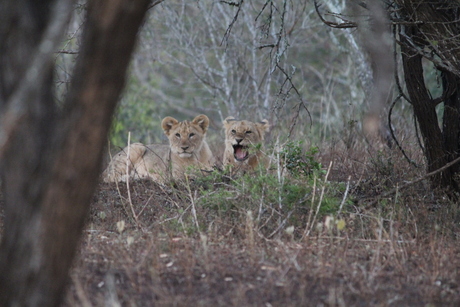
[256,119,270,133]
[223,116,236,129]
[162,116,179,136]
[192,114,210,133]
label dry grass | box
[61,141,460,306]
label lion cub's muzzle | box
[233,143,249,161]
[178,145,193,158]
[179,152,193,158]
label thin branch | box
[337,176,351,216]
[255,0,271,23]
[55,50,79,54]
[396,31,460,77]
[148,0,165,10]
[272,0,288,71]
[220,0,240,6]
[273,63,311,136]
[361,155,460,209]
[393,24,412,105]
[314,0,358,29]
[220,0,244,46]
[388,93,419,167]
[258,44,276,49]
[125,133,141,228]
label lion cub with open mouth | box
[223,116,270,172]
[103,114,215,183]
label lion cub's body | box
[223,116,270,172]
[103,115,215,183]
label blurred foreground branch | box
[0,0,151,305]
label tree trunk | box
[396,0,460,192]
[0,0,150,306]
[399,25,454,190]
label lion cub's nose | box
[181,146,189,151]
[235,138,243,144]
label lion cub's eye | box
[175,133,181,138]
[231,129,236,134]
[246,131,252,134]
[189,133,195,138]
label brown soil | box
[64,170,460,306]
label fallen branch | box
[360,155,460,209]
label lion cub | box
[223,116,270,172]
[103,114,215,183]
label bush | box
[279,141,323,178]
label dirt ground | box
[1,145,459,306]
[63,157,460,306]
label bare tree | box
[0,0,151,305]
[141,0,277,119]
[100,1,372,146]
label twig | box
[108,141,131,217]
[337,176,351,216]
[393,25,412,105]
[55,50,79,54]
[308,161,332,234]
[136,192,155,219]
[267,210,293,238]
[185,175,200,230]
[361,155,460,209]
[125,132,141,228]
[388,93,418,167]
[220,0,244,46]
[148,0,165,10]
[313,0,357,29]
[274,64,312,136]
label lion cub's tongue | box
[235,147,247,160]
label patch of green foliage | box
[109,73,163,147]
[189,156,345,237]
[279,141,323,178]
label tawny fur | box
[103,115,215,183]
[222,116,269,172]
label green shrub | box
[279,141,323,178]
[191,164,346,237]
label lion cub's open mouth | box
[233,144,249,161]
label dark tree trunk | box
[399,25,453,190]
[396,0,460,192]
[0,0,150,306]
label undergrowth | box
[68,141,460,306]
[172,141,351,238]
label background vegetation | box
[58,0,409,149]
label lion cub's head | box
[162,114,210,158]
[223,116,270,170]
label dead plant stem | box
[303,161,333,239]
[337,175,351,216]
[125,132,141,228]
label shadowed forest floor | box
[62,145,460,306]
